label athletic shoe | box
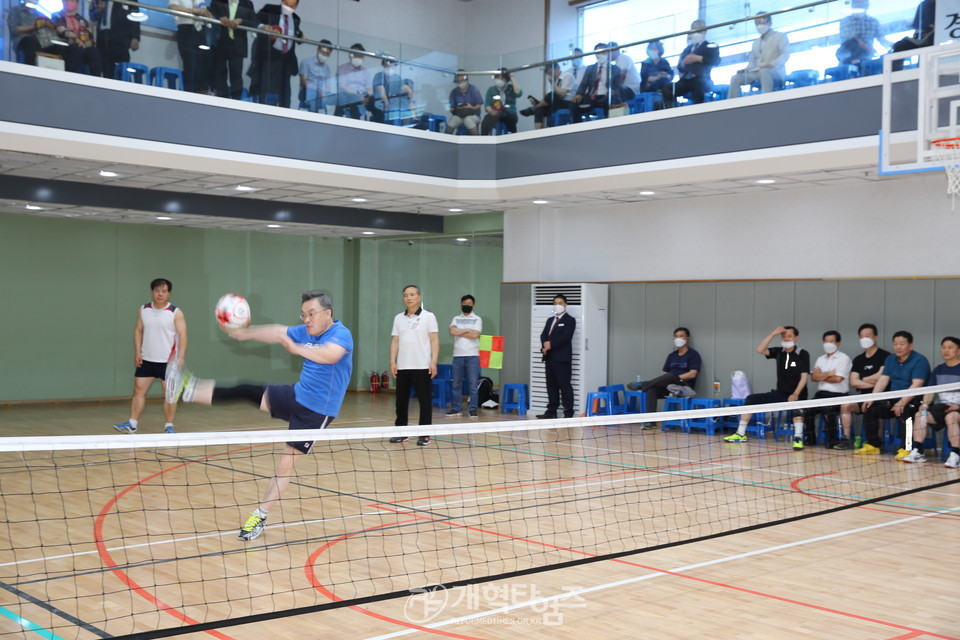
[164,425,176,434]
[723,433,748,442]
[855,443,881,455]
[389,436,409,443]
[901,449,927,463]
[895,448,910,461]
[444,409,462,417]
[180,372,198,402]
[945,452,960,468]
[468,410,478,418]
[114,420,136,434]
[832,439,853,450]
[792,437,804,450]
[626,381,642,391]
[536,413,558,419]
[417,436,430,446]
[237,512,266,541]
[641,423,657,430]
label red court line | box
[791,473,960,521]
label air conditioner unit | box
[528,283,609,416]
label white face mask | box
[756,23,770,35]
[350,56,363,68]
[494,78,505,88]
[317,53,328,63]
[280,3,294,15]
[859,337,875,349]
[823,342,839,354]
[457,81,468,89]
[691,33,705,44]
[781,341,795,349]
[595,54,607,64]
[552,304,565,316]
[572,58,582,68]
[674,337,687,348]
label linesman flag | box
[479,335,504,369]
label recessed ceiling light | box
[351,198,368,203]
[448,208,463,212]
[24,204,43,210]
[156,216,173,221]
[362,231,376,235]
[99,170,119,177]
[267,224,282,228]
[639,191,655,196]
[756,179,776,184]
[532,199,549,204]
[456,237,468,242]
[235,185,257,192]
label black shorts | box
[927,403,959,429]
[266,384,334,454]
[135,360,167,380]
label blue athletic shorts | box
[266,384,334,454]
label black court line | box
[0,578,110,638]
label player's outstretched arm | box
[225,324,288,344]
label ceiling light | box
[448,208,463,212]
[99,170,119,177]
[639,190,655,195]
[25,204,43,210]
[456,237,468,242]
[362,231,376,235]
[235,185,257,191]
[267,224,282,228]
[756,179,776,184]
[156,216,173,220]
[351,198,368,203]
[532,199,549,204]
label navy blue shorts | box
[266,384,334,454]
[135,360,167,380]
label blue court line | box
[0,604,66,640]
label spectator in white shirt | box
[803,330,853,448]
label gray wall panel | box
[679,283,718,396]
[884,279,936,358]
[714,283,756,396]
[608,283,644,385]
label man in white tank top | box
[114,278,188,434]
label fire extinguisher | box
[380,371,390,390]
[369,371,380,393]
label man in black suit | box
[572,42,622,122]
[675,20,720,105]
[538,294,577,419]
[210,0,257,99]
[249,0,301,108]
[92,0,140,80]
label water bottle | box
[713,380,721,399]
[636,375,642,386]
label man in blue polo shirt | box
[179,290,353,541]
[857,330,930,457]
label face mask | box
[674,337,687,348]
[461,305,473,314]
[781,341,795,349]
[756,23,770,35]
[823,342,838,354]
[595,54,607,64]
[457,81,468,89]
[280,3,294,15]
[64,0,78,11]
[572,58,582,68]
[859,337,875,349]
[350,56,363,68]
[552,304,565,315]
[317,53,328,63]
[495,78,505,88]
[691,33,705,44]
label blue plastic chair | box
[548,109,572,127]
[500,383,528,415]
[824,64,859,82]
[420,114,447,133]
[631,91,664,114]
[661,396,691,431]
[149,66,184,91]
[585,391,615,416]
[784,69,819,89]
[624,390,646,414]
[598,384,626,415]
[860,58,883,77]
[436,364,452,380]
[687,398,721,435]
[115,62,149,84]
[430,378,452,408]
[721,398,745,430]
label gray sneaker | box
[444,409,462,417]
[468,410,478,418]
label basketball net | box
[930,137,960,210]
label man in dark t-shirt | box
[627,327,702,427]
[836,323,889,449]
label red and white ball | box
[215,293,251,329]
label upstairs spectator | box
[837,0,891,66]
[890,0,935,69]
[249,0,301,108]
[639,40,673,108]
[573,42,623,120]
[298,40,334,112]
[53,0,103,76]
[569,47,586,87]
[210,0,258,99]
[336,43,373,119]
[91,0,139,80]
[675,19,720,105]
[728,11,789,98]
[481,68,522,135]
[9,0,59,66]
[168,0,214,93]
[522,63,575,130]
[609,41,640,101]
[371,56,415,124]
[447,70,482,135]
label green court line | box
[0,605,66,640]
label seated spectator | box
[168,0,214,94]
[890,0,934,69]
[627,327,701,429]
[724,326,809,448]
[52,0,103,76]
[837,323,889,449]
[837,0,891,67]
[857,330,930,457]
[370,56,415,124]
[728,12,789,98]
[298,40,334,112]
[336,43,373,119]
[569,47,586,88]
[902,336,960,466]
[447,70,482,135]
[91,0,140,81]
[9,0,59,66]
[803,331,853,448]
[481,68,522,135]
[572,42,623,120]
[609,41,640,101]
[210,0,258,99]
[675,19,720,105]
[521,63,575,130]
[248,0,302,108]
[639,40,673,109]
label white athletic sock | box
[794,421,804,438]
[164,422,174,429]
[737,421,748,436]
[254,507,268,518]
[129,418,139,428]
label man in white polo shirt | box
[803,330,852,449]
[389,284,439,446]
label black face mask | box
[461,305,474,314]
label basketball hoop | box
[930,137,960,207]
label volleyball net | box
[1,384,958,640]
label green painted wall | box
[0,214,503,402]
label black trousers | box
[803,390,846,446]
[640,372,682,414]
[675,76,709,104]
[62,43,102,76]
[213,44,245,99]
[395,369,432,427]
[544,359,574,417]
[177,25,212,93]
[863,399,920,449]
[481,109,517,135]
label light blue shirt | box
[288,320,353,416]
